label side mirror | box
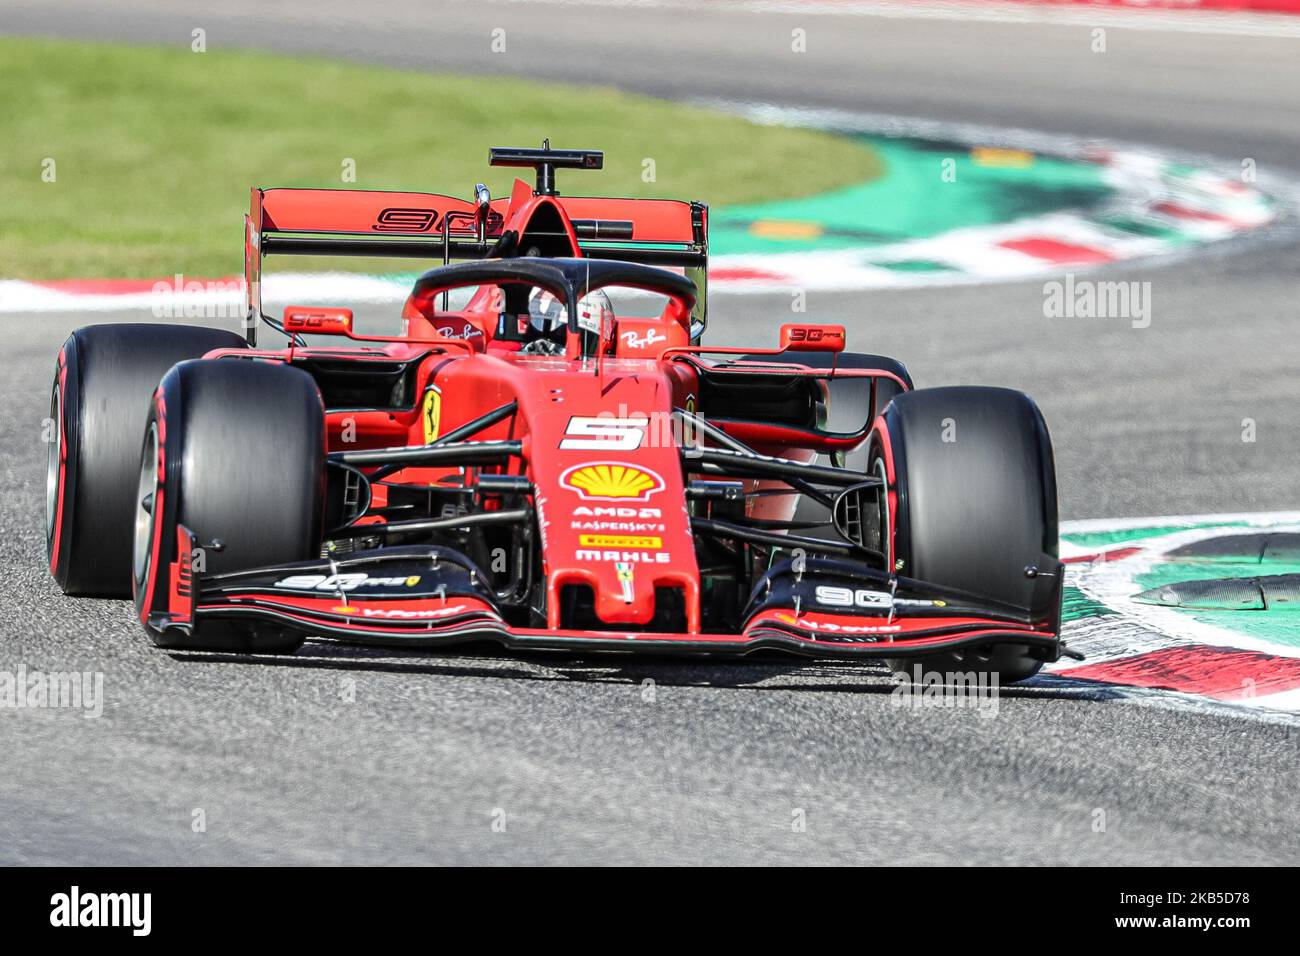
[600,303,617,356]
[779,323,845,353]
[474,183,491,241]
[283,306,354,336]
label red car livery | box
[47,145,1073,682]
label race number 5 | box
[559,416,649,451]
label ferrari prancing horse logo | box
[422,386,441,443]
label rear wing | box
[244,184,709,343]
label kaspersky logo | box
[560,462,664,501]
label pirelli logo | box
[577,534,662,549]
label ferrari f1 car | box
[47,145,1072,682]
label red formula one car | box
[47,145,1071,682]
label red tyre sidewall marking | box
[870,415,899,570]
[49,347,70,575]
[137,391,168,625]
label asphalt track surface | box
[2,0,1298,865]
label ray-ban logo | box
[50,886,151,936]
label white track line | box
[494,0,1300,39]
[1060,510,1300,533]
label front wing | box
[152,537,1064,661]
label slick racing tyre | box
[873,386,1061,684]
[47,323,248,596]
[133,358,325,653]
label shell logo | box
[560,462,665,501]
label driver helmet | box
[527,288,614,341]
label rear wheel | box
[47,324,248,596]
[134,358,326,653]
[874,386,1061,683]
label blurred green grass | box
[0,38,882,279]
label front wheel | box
[873,386,1061,684]
[133,358,326,653]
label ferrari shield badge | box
[615,561,635,604]
[422,385,441,443]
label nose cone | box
[590,553,667,625]
[521,366,700,631]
